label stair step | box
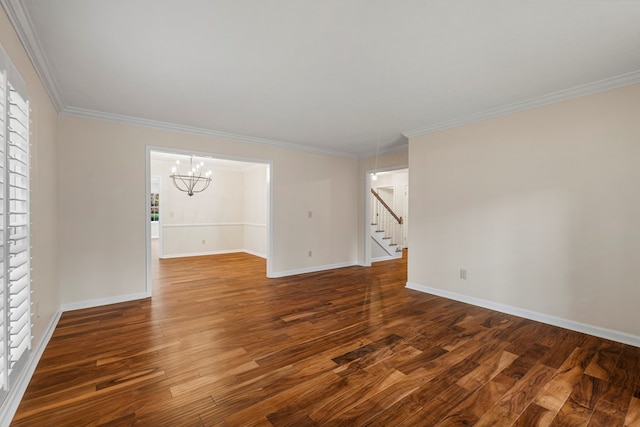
[371,222,401,257]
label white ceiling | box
[4,1,640,158]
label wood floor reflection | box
[11,249,640,426]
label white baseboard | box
[60,291,151,312]
[160,249,243,259]
[243,249,266,259]
[269,262,357,278]
[0,309,62,426]
[371,255,400,263]
[161,249,266,259]
[406,282,640,348]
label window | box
[0,45,31,403]
[150,193,159,221]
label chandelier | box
[170,156,212,196]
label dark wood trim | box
[371,188,403,224]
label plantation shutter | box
[7,76,30,383]
[0,44,31,399]
[0,52,7,396]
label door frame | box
[363,165,408,266]
[145,145,273,296]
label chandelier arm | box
[171,173,195,196]
[190,176,212,194]
[170,156,212,196]
[191,173,206,193]
[172,174,191,192]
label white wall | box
[151,158,268,258]
[243,164,268,257]
[408,83,640,342]
[153,158,244,257]
[59,115,358,304]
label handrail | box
[371,189,403,225]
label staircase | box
[371,223,402,258]
[370,189,403,259]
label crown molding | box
[61,106,359,159]
[1,0,65,110]
[379,143,409,156]
[403,70,640,139]
[0,0,358,159]
[7,0,638,157]
[358,142,408,160]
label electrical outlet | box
[202,239,206,244]
[460,269,467,280]
[308,250,312,257]
[308,211,313,218]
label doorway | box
[365,167,409,265]
[145,147,273,296]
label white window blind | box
[0,58,7,397]
[0,44,31,403]
[7,82,30,378]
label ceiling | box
[3,1,640,158]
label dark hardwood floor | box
[11,248,640,426]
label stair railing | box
[370,188,404,251]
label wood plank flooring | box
[11,249,640,426]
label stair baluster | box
[370,189,403,258]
